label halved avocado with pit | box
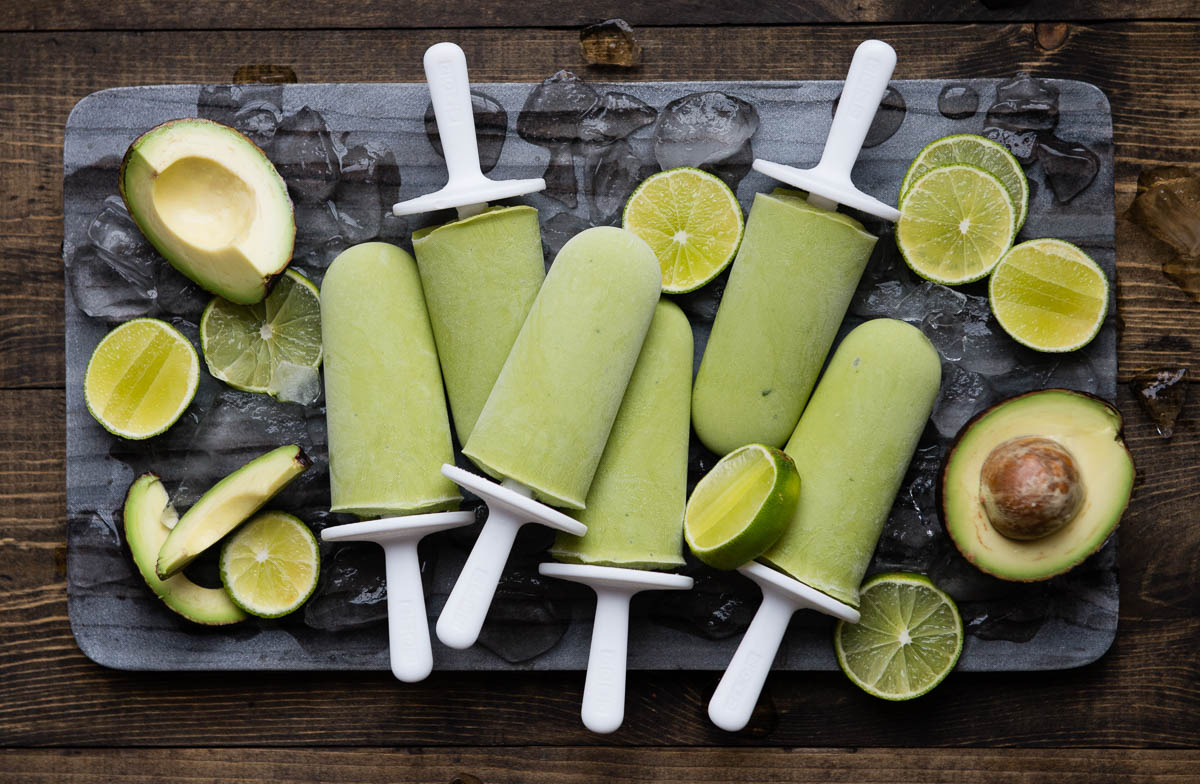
[120,118,296,304]
[940,389,1134,582]
[124,473,247,625]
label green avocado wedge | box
[155,444,312,579]
[124,474,247,625]
[120,118,296,304]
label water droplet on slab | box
[1129,367,1188,438]
[938,84,979,120]
[424,91,507,173]
[982,126,1039,165]
[832,85,906,147]
[579,18,642,67]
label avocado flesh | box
[120,118,296,305]
[156,444,311,578]
[124,474,247,625]
[941,389,1134,581]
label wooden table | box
[2,3,1197,781]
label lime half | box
[200,269,322,397]
[834,572,963,701]
[897,164,1017,285]
[219,510,320,618]
[989,238,1109,352]
[684,444,799,570]
[900,134,1029,233]
[84,318,199,439]
[623,167,744,293]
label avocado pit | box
[980,436,1083,540]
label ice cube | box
[329,141,404,245]
[269,361,322,406]
[1129,167,1200,302]
[579,91,656,145]
[584,139,655,225]
[986,73,1060,134]
[67,196,160,321]
[517,71,599,208]
[579,18,642,67]
[831,86,907,148]
[1129,366,1188,438]
[932,363,994,440]
[302,544,389,631]
[1037,137,1100,203]
[425,91,507,173]
[270,107,341,203]
[197,83,285,147]
[653,92,759,176]
[476,568,569,663]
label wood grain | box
[2,747,1199,782]
[6,23,1200,388]
[4,1,1198,31]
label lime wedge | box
[219,510,320,618]
[989,238,1109,352]
[834,572,963,701]
[84,318,199,439]
[684,444,799,570]
[622,166,744,293]
[900,134,1029,232]
[896,164,1017,285]
[200,269,322,398]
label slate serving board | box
[64,76,1117,672]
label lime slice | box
[622,167,745,293]
[219,510,320,618]
[84,318,199,439]
[989,238,1109,352]
[900,134,1029,233]
[896,164,1017,285]
[200,269,322,397]
[684,444,799,570]
[834,572,963,701]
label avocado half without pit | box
[940,389,1135,582]
[119,118,296,305]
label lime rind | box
[84,317,200,440]
[988,238,1109,353]
[623,166,745,294]
[896,163,1017,286]
[200,268,322,395]
[833,572,964,701]
[219,510,320,618]
[900,133,1029,233]
[684,443,799,571]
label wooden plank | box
[5,23,1200,389]
[1,385,1196,748]
[4,1,1198,31]
[2,747,1199,782]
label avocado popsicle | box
[550,299,693,568]
[691,189,877,455]
[762,317,942,607]
[412,205,545,443]
[321,242,461,516]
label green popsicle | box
[761,318,941,608]
[412,206,545,444]
[463,226,661,510]
[692,189,877,455]
[321,242,461,517]
[551,300,693,569]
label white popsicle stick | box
[708,562,859,733]
[751,39,901,221]
[320,511,476,683]
[393,42,545,220]
[436,465,587,650]
[539,563,694,734]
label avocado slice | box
[120,118,296,305]
[156,444,311,578]
[124,473,247,625]
[940,389,1134,582]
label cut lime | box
[622,167,744,293]
[219,510,320,618]
[684,444,799,571]
[989,238,1109,352]
[900,134,1029,233]
[200,268,322,397]
[84,318,199,439]
[896,164,1017,285]
[834,572,963,701]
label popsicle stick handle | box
[816,39,897,181]
[423,42,485,185]
[435,508,522,649]
[580,588,634,734]
[707,590,796,732]
[381,540,434,682]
